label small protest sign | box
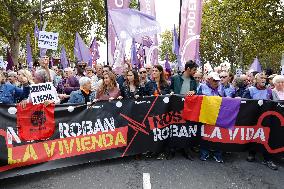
[38,31,59,50]
[30,82,57,105]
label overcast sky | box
[97,0,180,63]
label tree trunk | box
[9,36,20,66]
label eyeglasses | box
[220,76,228,79]
[140,71,147,74]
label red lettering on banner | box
[0,126,128,173]
[148,111,185,130]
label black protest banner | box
[0,95,283,179]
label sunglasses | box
[140,71,147,74]
[220,76,228,79]
[78,65,86,68]
[194,77,201,79]
[146,68,151,70]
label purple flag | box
[179,0,203,64]
[60,46,68,69]
[165,53,171,72]
[90,37,100,66]
[249,57,262,73]
[131,39,138,67]
[172,25,179,55]
[139,0,158,65]
[107,0,130,61]
[142,36,153,48]
[108,9,161,41]
[74,32,91,63]
[6,48,14,71]
[34,23,39,38]
[26,34,33,70]
[40,48,47,57]
[50,56,54,67]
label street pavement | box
[1,152,284,189]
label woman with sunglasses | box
[145,65,171,96]
[119,70,144,99]
[96,72,120,101]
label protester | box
[39,56,56,83]
[57,67,80,96]
[268,74,277,89]
[117,64,130,89]
[218,71,235,97]
[146,65,170,96]
[95,63,103,79]
[68,77,96,104]
[145,65,170,160]
[242,72,278,170]
[96,72,120,101]
[119,70,144,99]
[145,64,153,80]
[7,72,18,86]
[0,72,28,104]
[85,66,99,91]
[19,70,62,108]
[52,66,62,87]
[171,60,198,95]
[76,62,87,79]
[272,75,284,100]
[139,67,149,87]
[233,77,247,98]
[240,74,250,87]
[198,72,224,163]
[193,71,203,92]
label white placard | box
[30,82,57,105]
[236,68,242,77]
[38,31,59,50]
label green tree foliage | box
[159,30,177,62]
[129,0,139,10]
[200,0,284,71]
[0,0,106,65]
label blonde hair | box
[18,69,34,84]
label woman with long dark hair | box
[120,70,144,99]
[145,65,171,96]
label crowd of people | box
[0,55,283,171]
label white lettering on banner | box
[201,125,222,139]
[153,125,198,141]
[187,0,197,36]
[145,0,152,15]
[7,127,21,145]
[38,31,59,50]
[30,82,57,105]
[131,26,160,36]
[201,125,266,142]
[115,0,123,8]
[59,118,115,139]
